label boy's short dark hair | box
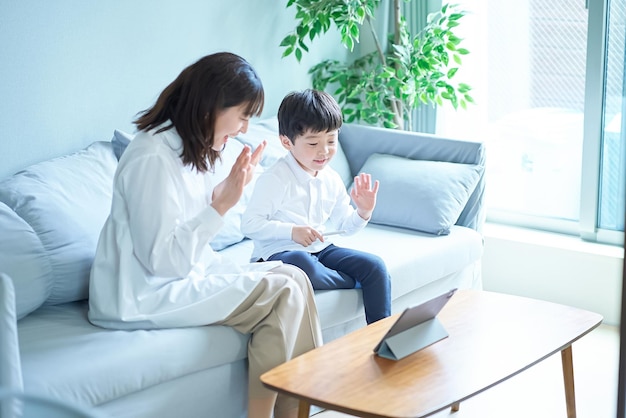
[278,89,343,142]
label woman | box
[88,52,323,418]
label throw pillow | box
[330,138,352,188]
[112,129,134,160]
[0,203,52,319]
[359,153,483,235]
[0,141,118,305]
[235,117,287,168]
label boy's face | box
[281,129,338,175]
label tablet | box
[373,288,457,353]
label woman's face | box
[212,104,250,151]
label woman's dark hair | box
[277,89,343,143]
[134,52,264,172]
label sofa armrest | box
[338,124,486,233]
[0,273,23,392]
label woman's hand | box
[350,172,379,220]
[245,140,266,186]
[211,141,266,216]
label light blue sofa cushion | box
[235,117,286,168]
[0,204,52,319]
[112,129,134,160]
[0,142,118,305]
[359,153,482,235]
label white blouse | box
[241,152,367,261]
[88,126,279,329]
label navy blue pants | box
[268,244,391,324]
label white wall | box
[482,223,624,326]
[0,0,349,179]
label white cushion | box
[0,142,118,305]
[0,204,52,319]
[235,117,287,168]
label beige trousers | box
[219,264,323,411]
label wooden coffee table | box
[261,290,603,418]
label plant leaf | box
[282,46,294,58]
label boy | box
[241,89,391,324]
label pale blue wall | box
[0,0,348,179]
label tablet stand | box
[375,317,449,361]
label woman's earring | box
[221,143,226,152]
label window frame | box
[580,0,610,243]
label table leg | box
[561,345,576,418]
[298,400,311,418]
[451,401,460,412]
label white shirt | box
[88,126,280,330]
[241,152,367,261]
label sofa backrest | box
[0,120,486,320]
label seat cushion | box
[17,225,482,407]
[318,224,483,327]
[18,302,249,406]
[221,225,482,330]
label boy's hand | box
[292,225,324,247]
[350,173,379,220]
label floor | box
[315,324,620,418]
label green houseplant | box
[280,0,473,130]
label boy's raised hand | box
[350,172,379,220]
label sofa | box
[0,118,486,418]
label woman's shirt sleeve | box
[117,152,224,278]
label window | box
[436,0,626,246]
